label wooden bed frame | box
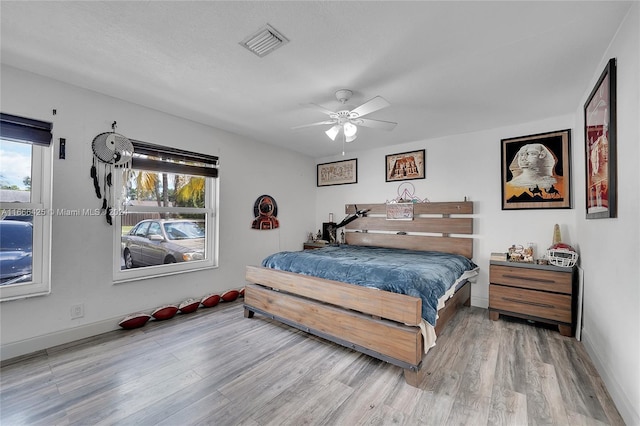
[244,201,474,386]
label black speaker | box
[322,222,337,242]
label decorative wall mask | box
[251,195,279,230]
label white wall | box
[0,65,316,359]
[574,4,640,425]
[316,113,577,309]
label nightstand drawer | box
[490,285,571,323]
[490,264,572,294]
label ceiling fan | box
[293,89,397,143]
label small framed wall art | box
[385,149,425,182]
[584,58,617,219]
[317,158,357,187]
[501,129,572,210]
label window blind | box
[0,113,53,146]
[131,140,219,178]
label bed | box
[244,201,476,386]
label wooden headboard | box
[344,201,474,258]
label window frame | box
[0,137,53,301]
[112,142,219,283]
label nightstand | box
[489,260,577,336]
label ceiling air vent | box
[240,24,289,57]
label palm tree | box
[132,171,163,206]
[174,176,205,208]
[127,171,204,209]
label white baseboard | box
[0,317,120,362]
[471,295,488,309]
[582,329,639,426]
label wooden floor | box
[1,300,624,426]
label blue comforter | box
[261,245,478,326]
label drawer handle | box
[502,297,554,309]
[502,274,555,284]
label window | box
[0,113,53,301]
[113,140,218,282]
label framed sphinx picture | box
[501,129,572,210]
[584,58,617,219]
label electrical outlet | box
[70,303,84,319]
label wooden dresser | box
[489,260,577,336]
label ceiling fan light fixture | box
[294,89,396,153]
[325,125,340,141]
[343,122,357,137]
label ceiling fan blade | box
[325,124,341,141]
[356,118,397,131]
[350,96,391,118]
[305,103,337,116]
[291,120,336,130]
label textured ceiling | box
[0,1,633,158]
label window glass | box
[1,139,35,287]
[147,222,162,236]
[133,221,149,236]
[0,219,33,286]
[164,221,204,240]
[0,136,51,300]
[115,165,217,280]
[0,140,32,202]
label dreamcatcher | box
[90,121,134,225]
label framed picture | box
[584,58,617,219]
[501,129,572,210]
[386,202,414,220]
[317,158,357,187]
[385,149,425,182]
